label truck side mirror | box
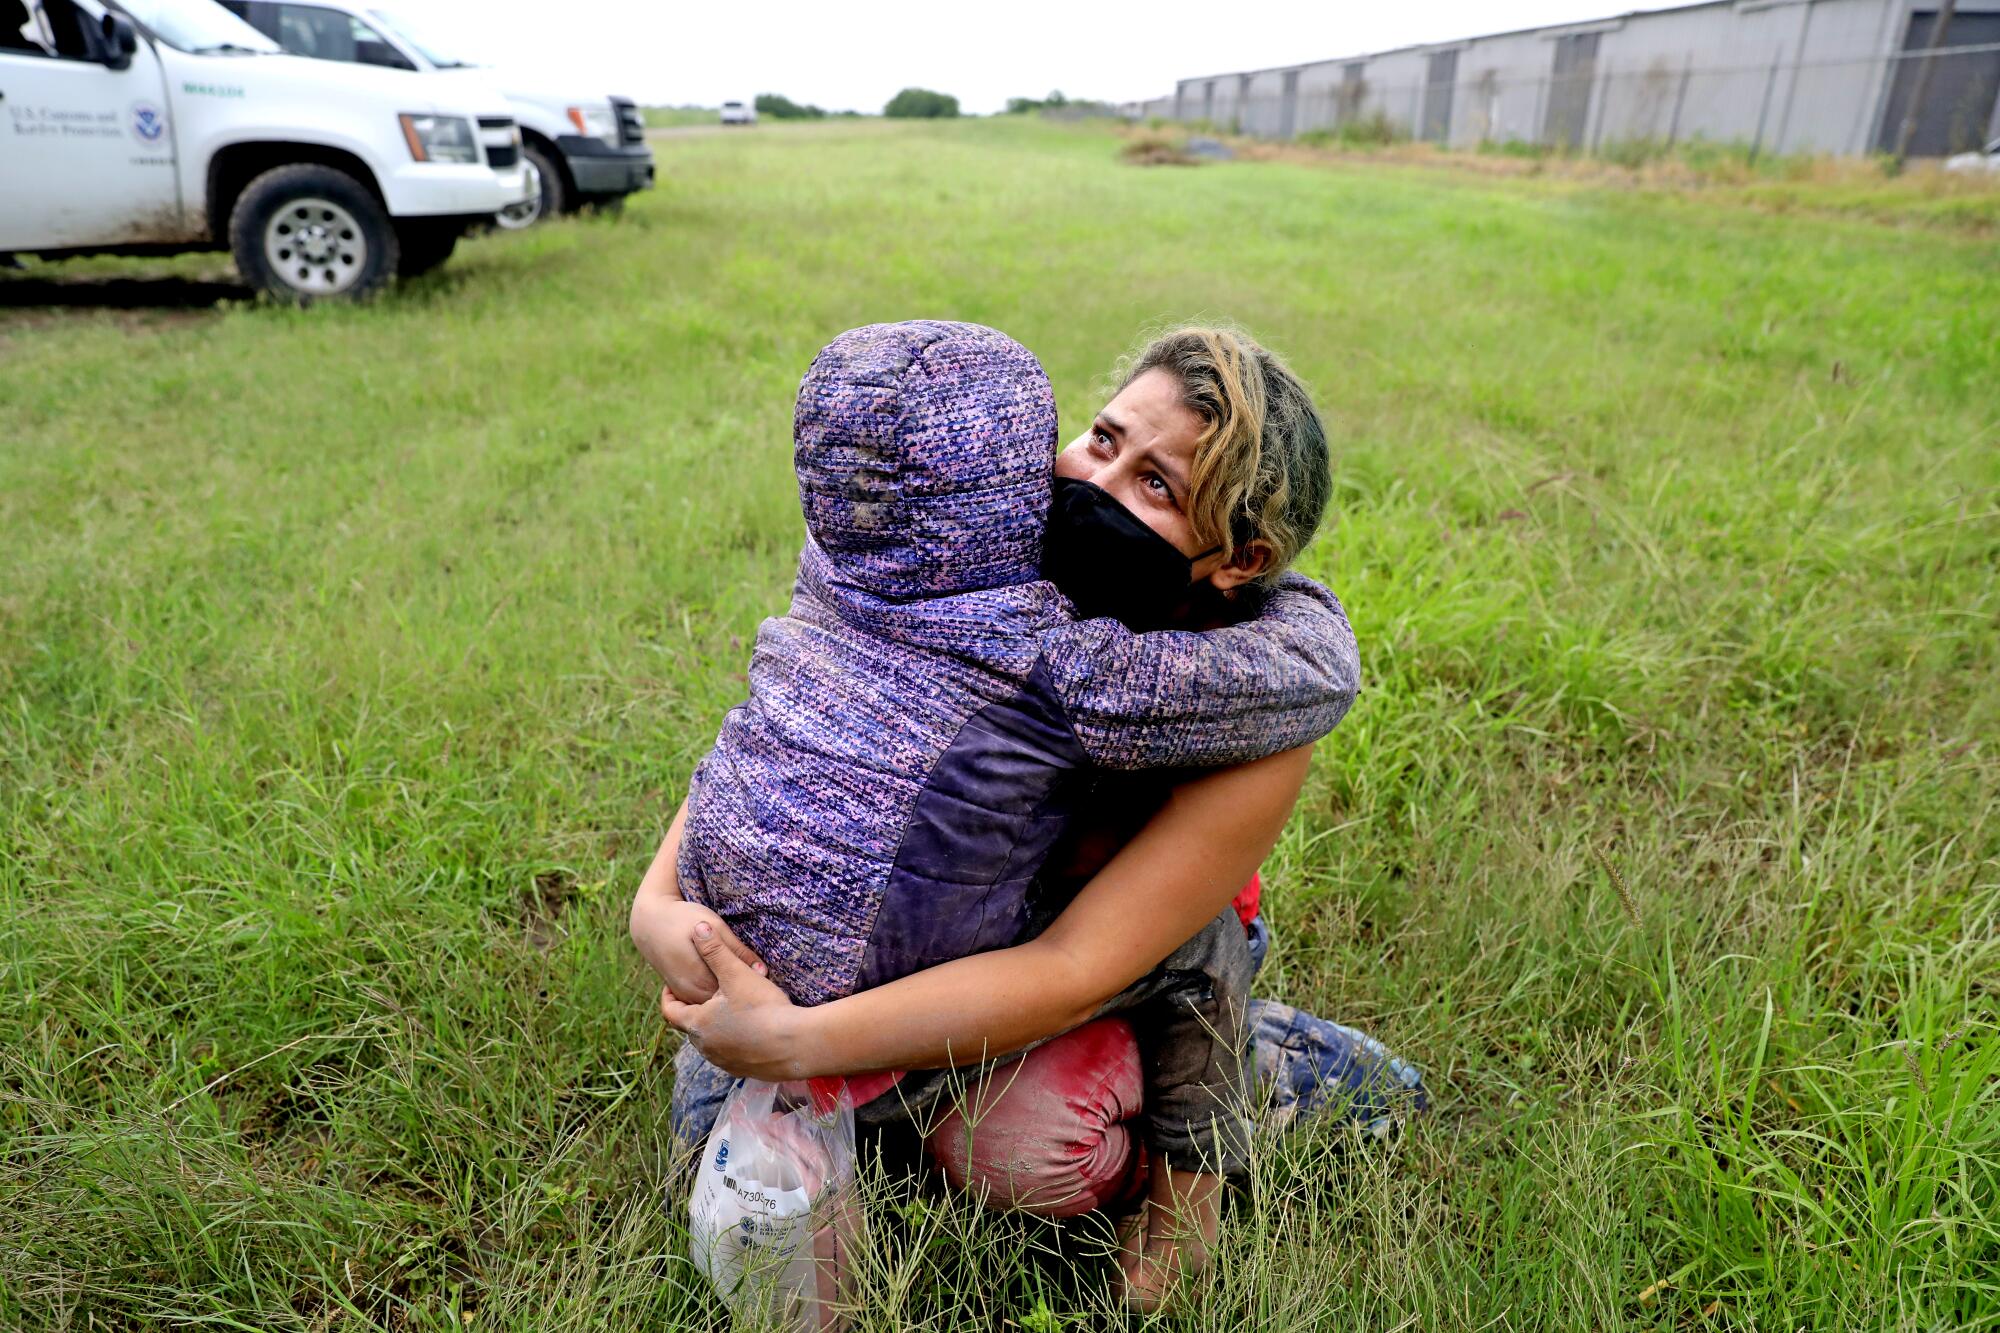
[97,13,138,71]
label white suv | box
[216,1,654,229]
[0,0,532,299]
[720,100,756,126]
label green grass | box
[1257,127,2000,234]
[2,117,1995,1330]
[641,105,718,128]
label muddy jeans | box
[877,904,1256,1184]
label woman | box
[639,327,1424,1308]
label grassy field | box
[641,106,720,129]
[2,118,1995,1330]
[1137,122,2000,234]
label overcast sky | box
[390,1,1659,114]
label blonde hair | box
[1121,326,1331,584]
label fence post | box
[1750,47,1784,162]
[1892,0,1960,169]
[1772,0,1816,153]
[1589,63,1612,152]
[1667,53,1692,146]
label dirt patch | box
[1120,133,1201,167]
[241,1080,321,1147]
[0,306,221,349]
[0,272,250,345]
[521,869,579,950]
[0,272,251,311]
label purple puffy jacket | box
[678,322,1359,1006]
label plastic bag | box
[687,1076,861,1330]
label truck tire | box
[229,164,397,303]
[396,222,460,279]
[494,143,564,229]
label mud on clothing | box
[669,907,1431,1197]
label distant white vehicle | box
[217,1,655,229]
[1944,137,2000,174]
[0,0,532,300]
[720,99,756,126]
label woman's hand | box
[678,744,1314,1080]
[647,901,766,1004]
[659,921,809,1081]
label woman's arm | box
[660,743,1313,1081]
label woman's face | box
[1055,368,1264,591]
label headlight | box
[399,113,479,164]
[567,103,619,145]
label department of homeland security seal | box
[129,102,166,144]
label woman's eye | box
[1092,429,1113,450]
[1144,475,1175,503]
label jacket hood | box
[793,321,1056,599]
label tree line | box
[743,89,1089,120]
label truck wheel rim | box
[495,159,544,229]
[265,198,367,295]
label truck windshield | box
[109,0,280,53]
[368,8,476,68]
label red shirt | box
[1231,870,1262,929]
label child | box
[634,319,1358,1195]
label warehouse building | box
[1146,0,2000,157]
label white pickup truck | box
[212,1,654,230]
[0,0,533,300]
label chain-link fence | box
[1142,41,2000,160]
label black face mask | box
[1041,477,1222,630]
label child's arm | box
[628,799,768,1004]
[1043,572,1360,771]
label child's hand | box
[660,921,807,1081]
[628,807,767,1002]
[651,901,766,1004]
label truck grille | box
[611,97,645,146]
[478,116,520,169]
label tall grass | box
[1249,126,2000,232]
[2,117,1995,1329]
[1295,111,1405,149]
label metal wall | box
[1874,11,2000,151]
[1165,0,2000,158]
